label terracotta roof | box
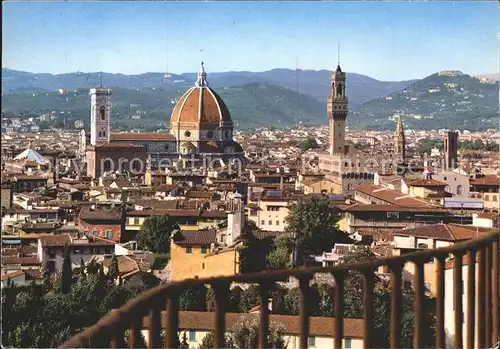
[172,230,217,246]
[142,311,364,338]
[355,185,431,207]
[111,132,175,141]
[0,270,24,280]
[102,255,140,277]
[170,86,232,124]
[408,179,447,187]
[393,223,486,241]
[342,204,445,213]
[126,209,226,218]
[470,175,500,186]
[476,212,500,219]
[79,206,124,221]
[2,256,40,265]
[40,234,71,247]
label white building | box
[432,171,470,198]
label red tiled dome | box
[170,63,232,127]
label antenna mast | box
[337,43,340,65]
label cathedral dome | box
[170,63,232,127]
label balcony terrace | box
[60,232,499,349]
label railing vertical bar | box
[492,238,499,347]
[436,256,446,349]
[363,270,374,349]
[165,294,179,349]
[299,275,311,349]
[454,253,463,349]
[413,262,425,349]
[214,281,229,349]
[110,333,117,349]
[485,244,493,348]
[466,250,476,349]
[333,272,345,349]
[258,282,270,349]
[389,263,403,349]
[477,248,486,349]
[149,306,162,349]
[130,316,144,349]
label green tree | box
[137,215,180,253]
[231,316,286,349]
[239,285,260,313]
[60,246,73,294]
[179,285,206,311]
[415,138,444,154]
[108,253,119,281]
[286,196,351,264]
[340,247,436,348]
[205,287,216,312]
[266,235,292,269]
[299,137,319,151]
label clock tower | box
[327,64,348,155]
[90,86,112,146]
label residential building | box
[140,311,364,349]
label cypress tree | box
[108,253,119,281]
[60,245,72,294]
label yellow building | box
[407,178,447,199]
[302,178,341,195]
[169,229,239,281]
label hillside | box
[1,68,416,107]
[351,72,499,131]
[0,83,327,130]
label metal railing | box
[60,231,499,349]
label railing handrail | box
[60,231,500,349]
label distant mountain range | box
[2,68,416,107]
[2,68,498,131]
[1,83,328,130]
[352,72,499,131]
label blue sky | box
[2,1,499,81]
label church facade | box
[84,63,244,178]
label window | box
[201,246,207,254]
[186,247,192,254]
[184,131,191,137]
[99,106,106,120]
[106,230,113,240]
[444,176,447,181]
[261,220,265,225]
[276,220,280,226]
[457,185,464,195]
[344,337,352,349]
[206,130,214,139]
[202,263,205,269]
[103,159,112,172]
[494,195,498,202]
[485,195,490,201]
[134,217,140,225]
[268,220,272,225]
[92,231,98,236]
[308,336,316,347]
[188,330,196,341]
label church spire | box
[195,62,209,87]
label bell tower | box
[394,115,406,161]
[327,63,348,155]
[90,86,112,146]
